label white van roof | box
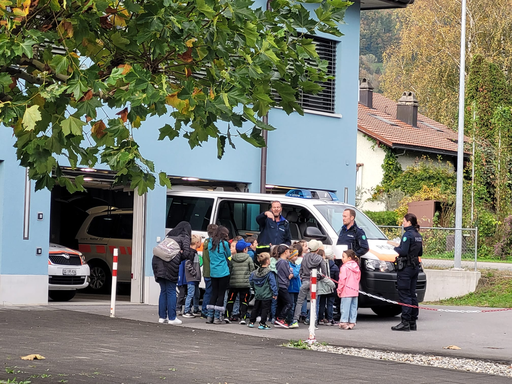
[167,188,355,208]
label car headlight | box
[364,259,395,272]
[79,253,87,265]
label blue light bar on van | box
[285,189,338,201]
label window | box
[217,200,266,238]
[300,36,337,114]
[272,36,337,114]
[87,214,133,239]
[166,196,214,231]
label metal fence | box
[378,226,478,271]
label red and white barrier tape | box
[323,275,512,314]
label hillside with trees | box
[362,0,512,260]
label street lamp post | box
[454,0,467,269]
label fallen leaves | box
[444,345,461,350]
[21,353,45,360]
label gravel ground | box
[300,344,512,378]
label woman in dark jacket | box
[388,213,423,332]
[152,221,194,325]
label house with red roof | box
[356,78,469,211]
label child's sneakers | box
[158,318,166,324]
[258,324,271,330]
[274,319,289,329]
[168,318,183,325]
[182,313,195,318]
[239,319,247,325]
[248,322,255,328]
[288,320,299,329]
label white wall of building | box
[356,131,385,211]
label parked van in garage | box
[75,206,132,292]
[76,189,426,316]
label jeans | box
[340,296,358,324]
[268,296,277,322]
[287,292,299,323]
[158,279,177,321]
[201,277,212,314]
[184,282,199,314]
[318,294,335,321]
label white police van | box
[165,187,427,317]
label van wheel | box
[49,290,76,301]
[371,305,402,317]
[88,261,112,293]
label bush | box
[364,210,398,226]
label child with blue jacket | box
[286,248,301,325]
[248,252,278,330]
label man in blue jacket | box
[256,201,292,246]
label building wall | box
[0,2,362,304]
[357,131,456,213]
[0,129,51,304]
[356,131,386,211]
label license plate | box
[63,269,77,276]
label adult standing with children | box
[336,208,369,257]
[387,213,423,332]
[152,221,194,325]
[256,201,292,246]
[206,225,231,324]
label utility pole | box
[454,0,467,270]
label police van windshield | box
[315,204,388,240]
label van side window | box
[217,200,266,239]
[87,214,133,239]
[282,205,330,244]
[87,215,113,238]
[166,197,213,231]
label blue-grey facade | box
[0,1,406,304]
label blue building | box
[0,0,414,305]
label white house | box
[356,79,469,211]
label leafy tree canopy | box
[381,0,512,129]
[0,0,351,194]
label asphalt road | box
[1,303,510,384]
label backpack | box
[153,237,181,262]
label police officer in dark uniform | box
[256,201,292,246]
[334,208,369,320]
[388,213,423,332]
[336,208,369,257]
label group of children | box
[175,223,362,330]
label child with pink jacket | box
[337,249,361,330]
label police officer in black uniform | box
[388,213,423,332]
[334,208,369,320]
[336,208,369,257]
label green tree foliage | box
[359,9,399,92]
[465,55,512,219]
[363,210,398,226]
[360,9,399,62]
[381,0,512,129]
[374,153,455,202]
[0,0,351,194]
